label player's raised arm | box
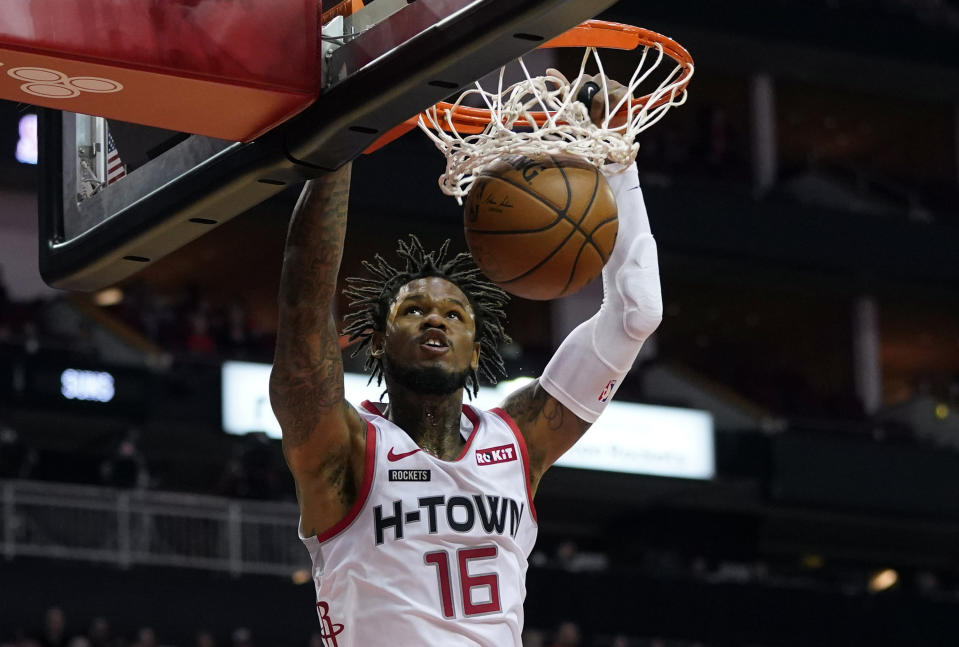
[503,162,662,487]
[502,76,663,490]
[270,164,366,535]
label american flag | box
[106,132,126,184]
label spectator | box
[522,629,546,647]
[220,299,252,356]
[218,433,279,500]
[0,425,37,479]
[549,621,581,647]
[131,628,155,647]
[85,618,113,647]
[555,540,580,570]
[39,607,68,647]
[100,429,149,490]
[180,288,217,356]
[230,628,252,647]
[194,631,216,647]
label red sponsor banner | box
[0,0,319,140]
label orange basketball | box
[463,154,618,300]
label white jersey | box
[300,400,539,647]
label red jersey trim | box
[489,407,538,524]
[359,400,481,463]
[314,420,377,543]
[455,406,481,461]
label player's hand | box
[546,69,632,128]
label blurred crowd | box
[0,419,288,501]
[0,605,721,647]
[0,278,269,364]
[4,544,958,647]
[524,624,717,647]
[106,283,270,361]
[2,606,271,647]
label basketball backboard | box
[6,0,621,291]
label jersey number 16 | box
[424,545,502,618]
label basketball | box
[463,154,618,300]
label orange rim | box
[365,20,694,153]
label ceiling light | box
[291,569,311,585]
[868,568,898,593]
[94,287,123,307]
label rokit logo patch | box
[475,444,517,466]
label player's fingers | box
[591,77,633,127]
[557,71,632,126]
[544,68,569,87]
[553,70,595,101]
[564,73,602,124]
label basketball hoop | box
[411,20,694,202]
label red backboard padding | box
[0,0,320,141]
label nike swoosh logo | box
[387,447,422,462]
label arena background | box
[2,1,959,646]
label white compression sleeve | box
[539,162,663,423]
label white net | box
[418,42,693,203]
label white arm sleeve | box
[539,162,663,423]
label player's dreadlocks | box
[343,235,510,399]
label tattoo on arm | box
[269,320,348,448]
[502,380,569,485]
[503,379,592,482]
[277,165,352,309]
[504,381,566,432]
[271,165,355,447]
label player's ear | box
[471,342,480,371]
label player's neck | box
[385,385,465,459]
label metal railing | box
[0,479,308,577]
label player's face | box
[379,277,480,393]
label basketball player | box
[270,76,662,646]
